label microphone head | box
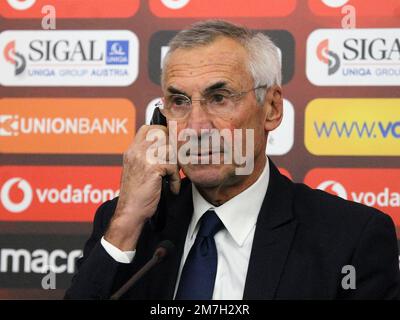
[154,240,175,261]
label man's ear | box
[263,85,283,132]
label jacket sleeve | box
[64,199,146,300]
[339,212,400,299]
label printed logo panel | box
[0,30,139,86]
[0,0,139,18]
[305,99,400,156]
[0,234,86,289]
[150,0,296,17]
[304,168,400,229]
[149,30,294,85]
[0,166,121,222]
[0,99,135,154]
[306,29,400,86]
[309,0,400,17]
[278,168,292,180]
[267,99,295,156]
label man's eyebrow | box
[166,81,228,96]
[166,86,188,96]
[203,81,228,94]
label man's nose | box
[185,101,214,133]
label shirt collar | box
[190,157,270,247]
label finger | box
[135,125,168,145]
[163,164,181,195]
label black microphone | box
[110,240,175,300]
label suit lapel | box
[243,160,298,299]
[146,159,298,300]
[147,180,193,299]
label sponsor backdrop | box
[0,0,399,299]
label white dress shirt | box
[101,158,270,300]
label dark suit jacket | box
[65,160,400,299]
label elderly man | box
[65,20,399,300]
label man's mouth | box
[187,150,223,156]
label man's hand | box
[104,125,181,251]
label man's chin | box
[182,163,236,188]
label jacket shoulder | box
[290,181,394,242]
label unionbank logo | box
[0,0,139,18]
[0,166,122,222]
[307,29,400,86]
[0,98,135,154]
[149,30,294,85]
[150,0,296,17]
[309,0,399,17]
[305,99,400,156]
[0,30,139,86]
[304,168,400,228]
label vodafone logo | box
[321,0,349,8]
[161,0,190,9]
[0,178,33,213]
[1,178,119,213]
[0,166,122,222]
[7,0,36,10]
[316,180,348,199]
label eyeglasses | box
[158,85,267,120]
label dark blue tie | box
[175,210,224,300]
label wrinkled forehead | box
[162,37,253,90]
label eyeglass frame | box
[156,84,268,119]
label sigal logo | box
[3,41,26,75]
[307,29,400,86]
[317,39,340,75]
[0,166,122,222]
[305,168,400,228]
[0,30,138,86]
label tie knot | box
[198,210,224,238]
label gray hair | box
[161,20,282,105]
